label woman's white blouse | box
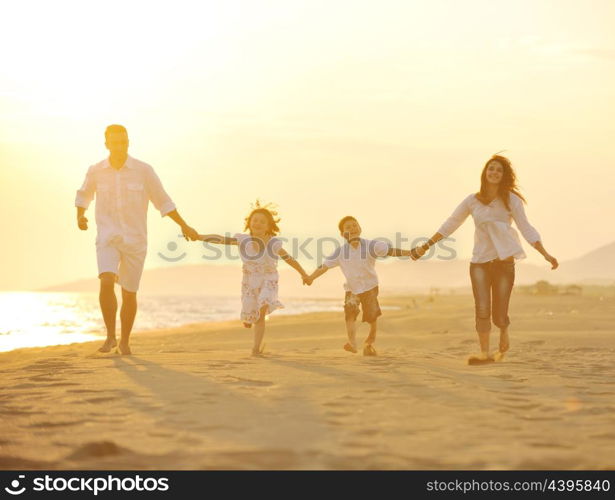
[437,193,541,263]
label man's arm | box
[75,165,95,231]
[166,210,199,241]
[76,207,88,230]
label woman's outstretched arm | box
[410,196,472,260]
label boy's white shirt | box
[323,238,390,294]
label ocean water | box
[0,292,344,352]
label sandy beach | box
[1,293,614,470]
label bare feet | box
[494,329,510,362]
[117,341,132,356]
[251,343,265,357]
[467,352,494,365]
[499,329,510,353]
[363,344,377,356]
[343,342,358,353]
[98,338,117,353]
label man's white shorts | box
[96,240,147,293]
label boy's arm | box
[308,265,329,283]
[197,234,238,245]
[410,233,444,260]
[387,247,413,257]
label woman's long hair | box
[477,154,526,211]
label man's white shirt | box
[75,155,176,249]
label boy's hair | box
[105,124,128,140]
[244,200,281,236]
[338,215,358,234]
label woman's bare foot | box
[467,352,494,365]
[363,344,377,356]
[117,341,132,355]
[98,338,117,353]
[499,329,510,353]
[343,342,358,353]
[251,343,265,356]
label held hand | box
[545,254,559,270]
[302,275,313,286]
[410,246,426,261]
[77,216,88,231]
[181,225,199,241]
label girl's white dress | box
[234,233,284,324]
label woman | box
[411,154,558,363]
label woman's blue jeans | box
[469,259,515,334]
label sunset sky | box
[1,0,614,290]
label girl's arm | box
[306,265,329,285]
[278,248,309,280]
[198,234,238,245]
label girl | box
[199,202,309,356]
[411,154,559,363]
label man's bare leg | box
[118,288,137,355]
[98,273,117,352]
[344,318,357,353]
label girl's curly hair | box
[244,200,281,236]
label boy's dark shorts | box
[344,286,382,323]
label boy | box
[305,216,413,356]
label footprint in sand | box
[528,441,574,450]
[0,407,44,416]
[522,340,545,347]
[223,376,275,387]
[84,396,120,404]
[325,410,352,418]
[28,419,87,429]
[65,441,129,460]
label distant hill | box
[553,241,615,284]
[42,241,615,296]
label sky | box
[1,0,614,290]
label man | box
[75,125,198,354]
